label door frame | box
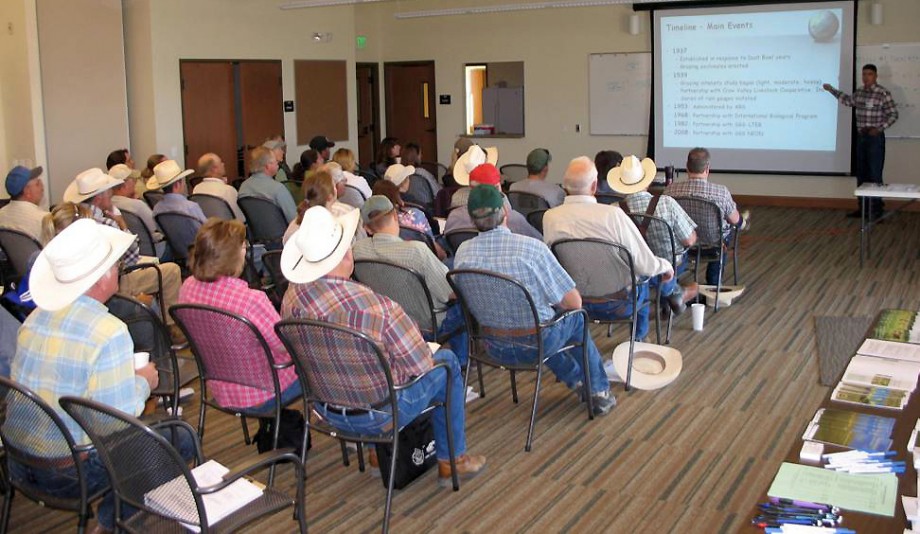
[356,62,381,168]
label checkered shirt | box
[281,276,432,403]
[623,192,697,259]
[454,226,574,323]
[665,179,737,234]
[9,295,149,453]
[352,233,452,310]
[86,203,141,266]
[178,276,298,408]
[832,84,898,131]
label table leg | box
[860,196,866,267]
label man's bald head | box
[562,156,598,196]
[197,153,225,179]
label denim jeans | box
[435,303,468,366]
[315,349,466,460]
[243,380,304,413]
[582,284,650,341]
[857,132,886,213]
[707,219,741,286]
[8,425,196,530]
[483,313,609,395]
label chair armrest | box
[541,307,588,330]
[149,419,204,464]
[72,443,97,455]
[196,450,304,495]
[122,262,161,274]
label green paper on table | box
[768,462,897,516]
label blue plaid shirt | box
[454,226,574,323]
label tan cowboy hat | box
[63,168,125,204]
[453,145,499,185]
[281,207,360,284]
[384,164,416,187]
[30,219,135,311]
[698,285,745,307]
[606,341,682,390]
[146,159,193,190]
[107,164,134,182]
[607,155,657,195]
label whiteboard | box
[856,43,920,139]
[589,52,651,136]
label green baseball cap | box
[467,185,504,219]
[526,148,551,174]
[359,195,394,224]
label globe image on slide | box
[808,10,840,42]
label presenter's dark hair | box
[862,64,877,73]
[594,150,623,180]
[687,148,711,174]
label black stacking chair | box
[398,226,437,255]
[143,191,164,209]
[353,259,445,342]
[595,193,624,205]
[260,250,287,309]
[446,269,594,451]
[628,213,681,344]
[444,229,479,255]
[506,191,549,218]
[0,229,41,282]
[419,161,448,182]
[498,164,528,185]
[59,396,305,534]
[237,197,287,250]
[526,209,548,235]
[672,196,739,311]
[274,319,459,534]
[551,238,648,389]
[154,213,202,268]
[120,210,159,258]
[189,194,235,220]
[0,377,108,534]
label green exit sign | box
[356,35,367,49]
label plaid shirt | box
[832,83,898,131]
[178,276,298,408]
[623,192,697,259]
[281,276,432,401]
[665,178,737,234]
[454,226,574,323]
[9,295,149,454]
[86,203,141,267]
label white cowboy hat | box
[146,159,193,190]
[30,218,135,311]
[607,155,657,195]
[107,164,134,182]
[63,168,125,204]
[384,164,416,187]
[698,285,745,307]
[605,341,682,390]
[453,145,498,185]
[281,207,360,284]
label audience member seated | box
[5,218,192,534]
[383,162,424,207]
[664,147,747,286]
[105,147,135,172]
[138,153,166,197]
[374,136,401,177]
[193,152,246,221]
[449,144,497,210]
[0,165,48,241]
[290,149,323,183]
[402,142,441,196]
[445,162,542,239]
[354,195,465,361]
[262,136,290,182]
[239,147,298,223]
[593,150,623,195]
[509,148,565,207]
[309,135,336,162]
[109,164,163,247]
[324,161,364,209]
[149,160,207,223]
[332,147,372,199]
[178,218,301,411]
[284,170,361,244]
[452,185,615,415]
[64,168,183,334]
[372,180,445,259]
[280,206,486,485]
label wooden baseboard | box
[734,195,920,212]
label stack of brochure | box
[802,408,895,452]
[831,354,920,410]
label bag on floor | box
[375,413,437,490]
[254,408,311,454]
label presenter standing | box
[823,64,898,220]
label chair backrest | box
[353,259,439,338]
[506,191,550,217]
[526,209,547,235]
[499,164,528,184]
[120,210,158,257]
[188,194,235,220]
[339,185,366,209]
[419,161,447,181]
[261,250,288,305]
[59,397,205,528]
[671,196,725,248]
[551,238,635,299]
[357,169,379,190]
[0,228,41,279]
[447,269,541,332]
[627,213,678,267]
[274,319,396,412]
[169,304,281,399]
[143,190,164,209]
[406,175,435,208]
[154,212,202,262]
[444,229,479,254]
[595,193,624,205]
[237,196,287,247]
[398,225,437,254]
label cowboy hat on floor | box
[605,341,682,390]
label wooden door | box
[238,61,284,175]
[384,62,437,164]
[180,62,238,181]
[356,63,380,169]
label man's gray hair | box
[471,209,504,232]
[249,147,274,174]
[562,156,598,195]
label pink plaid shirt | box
[178,276,298,408]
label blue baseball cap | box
[5,166,43,197]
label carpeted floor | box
[8,206,920,533]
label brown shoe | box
[367,446,380,478]
[681,282,699,304]
[438,454,486,487]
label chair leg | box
[240,415,251,445]
[665,306,674,345]
[733,235,740,285]
[443,365,460,491]
[356,442,366,472]
[477,361,485,398]
[382,436,399,534]
[509,370,518,404]
[714,250,724,313]
[654,287,662,345]
[340,440,351,467]
[268,410,282,486]
[0,487,13,534]
[525,366,544,452]
[197,403,207,441]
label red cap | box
[469,163,501,186]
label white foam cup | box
[691,303,705,332]
[134,351,150,370]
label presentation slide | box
[653,1,855,174]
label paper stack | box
[831,354,920,410]
[802,408,895,452]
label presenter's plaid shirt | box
[832,83,898,131]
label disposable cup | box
[134,351,150,370]
[691,303,705,332]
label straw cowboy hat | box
[281,206,360,284]
[63,168,125,204]
[698,285,745,307]
[607,155,657,195]
[607,341,682,390]
[146,159,193,191]
[107,164,134,182]
[30,218,135,311]
[384,164,416,187]
[453,145,499,186]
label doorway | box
[356,63,381,169]
[384,61,437,166]
[180,60,283,181]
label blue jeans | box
[483,313,609,395]
[243,380,303,413]
[706,220,740,286]
[8,426,196,530]
[315,349,465,460]
[435,303,468,366]
[583,284,650,341]
[857,132,886,213]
